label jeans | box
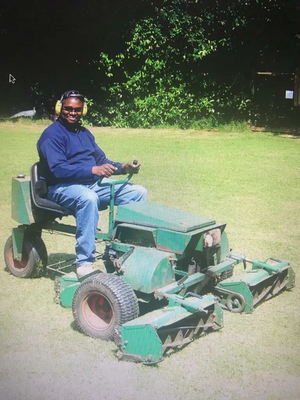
[47,179,147,266]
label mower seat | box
[30,162,71,218]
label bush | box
[84,0,251,128]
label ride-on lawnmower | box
[4,162,295,364]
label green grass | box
[0,122,300,399]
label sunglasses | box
[62,106,83,113]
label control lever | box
[98,160,139,186]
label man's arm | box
[92,138,123,175]
[39,138,94,181]
[92,137,141,176]
[91,161,141,177]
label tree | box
[89,0,300,128]
[92,0,251,127]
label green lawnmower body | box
[6,172,295,364]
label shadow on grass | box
[271,128,300,138]
[43,252,76,280]
[3,252,75,280]
[252,126,300,138]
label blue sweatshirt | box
[37,119,122,186]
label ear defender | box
[82,102,87,116]
[55,100,62,115]
[55,90,88,116]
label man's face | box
[60,97,83,125]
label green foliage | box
[87,0,251,128]
[81,0,300,129]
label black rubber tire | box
[4,235,48,278]
[72,274,139,340]
[226,293,246,313]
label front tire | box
[72,274,139,340]
[4,235,48,278]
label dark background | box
[1,0,299,126]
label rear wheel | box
[72,274,139,340]
[4,235,48,278]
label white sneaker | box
[76,264,95,278]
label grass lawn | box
[0,121,299,400]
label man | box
[37,90,147,277]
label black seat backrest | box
[30,162,70,217]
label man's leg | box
[89,179,147,205]
[48,183,99,267]
[114,182,147,205]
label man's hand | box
[121,161,141,174]
[92,163,117,178]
